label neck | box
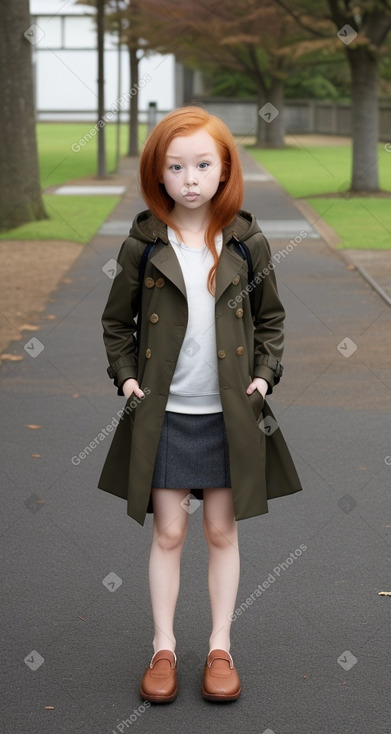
[169,202,211,235]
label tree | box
[276,0,391,191]
[140,0,331,148]
[82,0,157,156]
[97,0,107,177]
[0,0,47,231]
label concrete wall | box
[190,97,391,141]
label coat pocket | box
[247,386,265,422]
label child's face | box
[161,128,225,213]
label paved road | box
[1,150,391,734]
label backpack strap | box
[232,238,255,317]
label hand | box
[246,377,268,399]
[122,378,145,399]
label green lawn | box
[248,142,391,248]
[248,144,391,198]
[306,197,391,250]
[1,122,147,242]
[0,195,121,244]
[38,122,147,188]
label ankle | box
[208,637,230,654]
[153,635,176,654]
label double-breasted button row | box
[144,276,165,288]
[149,313,159,323]
[217,347,245,358]
[232,275,240,285]
[145,348,152,358]
[235,308,243,318]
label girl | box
[98,106,302,703]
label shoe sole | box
[140,685,177,703]
[202,686,241,702]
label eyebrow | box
[166,152,215,159]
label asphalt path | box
[1,150,391,734]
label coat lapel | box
[149,241,187,299]
[149,236,246,304]
[215,243,247,305]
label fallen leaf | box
[46,314,57,320]
[19,324,39,331]
[78,616,86,621]
[347,264,355,270]
[24,424,42,430]
[32,454,41,458]
[44,706,55,710]
[1,354,23,361]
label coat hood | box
[128,208,262,246]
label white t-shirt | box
[165,226,223,414]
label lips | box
[180,185,201,198]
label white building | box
[29,0,183,121]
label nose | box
[185,172,198,185]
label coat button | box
[217,349,226,359]
[236,346,244,356]
[144,276,155,288]
[235,308,243,318]
[155,277,165,288]
[232,275,240,285]
[145,348,152,358]
[149,313,159,323]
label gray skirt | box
[152,411,231,491]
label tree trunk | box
[255,86,267,147]
[97,0,107,178]
[0,0,47,231]
[265,78,285,148]
[128,46,139,156]
[347,47,379,192]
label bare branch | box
[273,0,328,38]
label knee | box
[155,522,187,551]
[203,519,237,548]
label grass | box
[247,142,391,248]
[0,195,121,244]
[1,122,147,242]
[38,122,147,188]
[306,197,391,250]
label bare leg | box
[148,487,189,653]
[203,488,240,653]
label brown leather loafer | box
[202,649,241,702]
[140,650,177,703]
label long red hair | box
[139,106,244,294]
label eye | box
[169,164,182,172]
[198,161,210,170]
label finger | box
[246,382,256,394]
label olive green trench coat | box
[98,209,302,525]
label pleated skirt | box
[152,411,231,490]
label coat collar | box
[149,233,247,303]
[136,209,256,303]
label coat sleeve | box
[249,232,285,394]
[101,236,142,395]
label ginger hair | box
[139,106,244,294]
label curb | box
[292,198,391,308]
